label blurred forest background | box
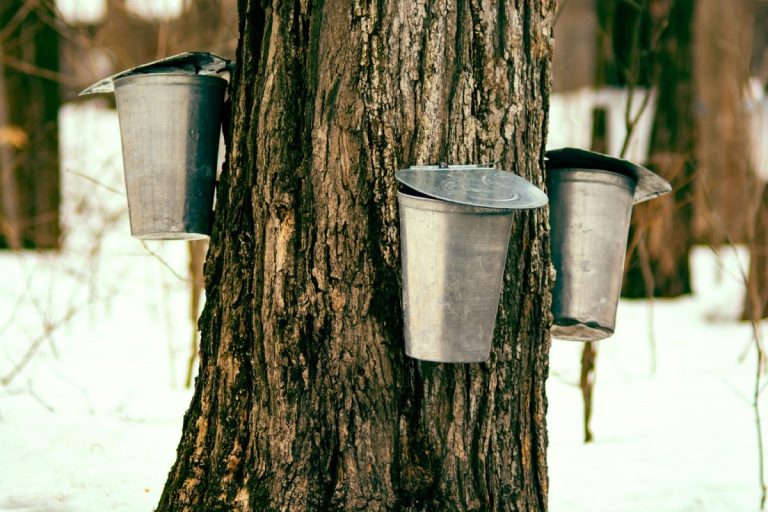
[2,0,768,510]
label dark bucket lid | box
[545,147,671,204]
[396,164,548,210]
[80,52,231,95]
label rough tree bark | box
[0,1,60,249]
[158,1,555,510]
[622,0,696,298]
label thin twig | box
[698,235,765,510]
[0,0,37,47]
[754,339,767,510]
[1,304,82,386]
[66,168,124,195]
[0,54,80,86]
[27,379,55,413]
[139,241,190,283]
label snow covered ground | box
[1,103,766,510]
[0,103,195,511]
[548,247,763,511]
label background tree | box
[157,1,555,510]
[693,0,753,249]
[0,1,60,249]
[622,0,697,298]
[743,0,768,321]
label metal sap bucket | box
[81,52,231,240]
[396,165,548,362]
[546,148,671,341]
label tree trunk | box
[692,0,753,247]
[621,0,696,298]
[158,1,555,510]
[594,0,652,88]
[0,1,60,249]
[743,0,768,321]
[551,0,596,93]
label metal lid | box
[80,51,232,95]
[396,164,548,210]
[545,147,671,204]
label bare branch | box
[140,241,190,283]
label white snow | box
[55,0,107,24]
[0,103,766,511]
[1,103,195,510]
[548,245,763,511]
[125,0,187,20]
[56,0,188,23]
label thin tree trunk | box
[622,0,696,298]
[159,1,555,510]
[577,98,609,445]
[579,342,596,443]
[745,185,768,319]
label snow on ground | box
[1,103,195,511]
[548,246,763,511]
[1,103,766,510]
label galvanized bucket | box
[113,74,226,239]
[399,192,515,362]
[81,52,230,240]
[396,165,548,363]
[546,148,671,341]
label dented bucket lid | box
[396,164,548,210]
[545,147,671,204]
[80,51,232,95]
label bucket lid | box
[545,147,671,204]
[80,52,232,95]
[396,164,548,210]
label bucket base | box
[406,347,490,364]
[551,319,613,342]
[133,231,209,241]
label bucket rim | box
[80,51,231,95]
[113,72,229,88]
[404,349,492,363]
[133,231,211,241]
[548,167,636,189]
[545,147,671,204]
[397,189,517,215]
